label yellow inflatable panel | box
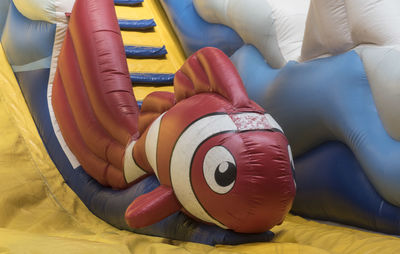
[115,1,185,101]
[1,42,400,253]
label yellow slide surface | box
[1,6,400,253]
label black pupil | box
[214,162,237,187]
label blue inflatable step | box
[119,19,156,30]
[125,46,167,58]
[130,73,175,85]
[114,0,143,6]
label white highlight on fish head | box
[145,112,165,180]
[170,114,238,229]
[231,112,271,131]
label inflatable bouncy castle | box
[1,0,400,253]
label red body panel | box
[52,0,139,187]
[67,0,139,144]
[53,70,128,188]
[57,31,125,170]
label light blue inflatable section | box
[231,45,400,234]
[0,0,10,37]
[1,2,55,71]
[230,45,279,105]
[243,48,400,207]
[293,141,400,234]
[262,50,400,207]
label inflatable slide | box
[1,0,400,253]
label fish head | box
[170,112,296,233]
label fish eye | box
[203,146,236,194]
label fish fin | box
[52,2,141,190]
[138,91,175,134]
[174,47,255,109]
[125,185,182,228]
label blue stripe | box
[119,19,156,30]
[130,73,174,84]
[293,141,400,235]
[114,0,143,5]
[161,0,243,57]
[125,45,167,58]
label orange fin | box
[125,185,181,228]
[174,47,252,108]
[138,91,175,134]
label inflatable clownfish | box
[52,43,295,233]
[122,47,296,233]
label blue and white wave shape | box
[164,0,400,234]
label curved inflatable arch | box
[0,0,300,245]
[177,0,400,234]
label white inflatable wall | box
[193,0,310,68]
[302,0,400,140]
[194,0,400,140]
[13,0,74,23]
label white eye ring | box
[203,146,236,194]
